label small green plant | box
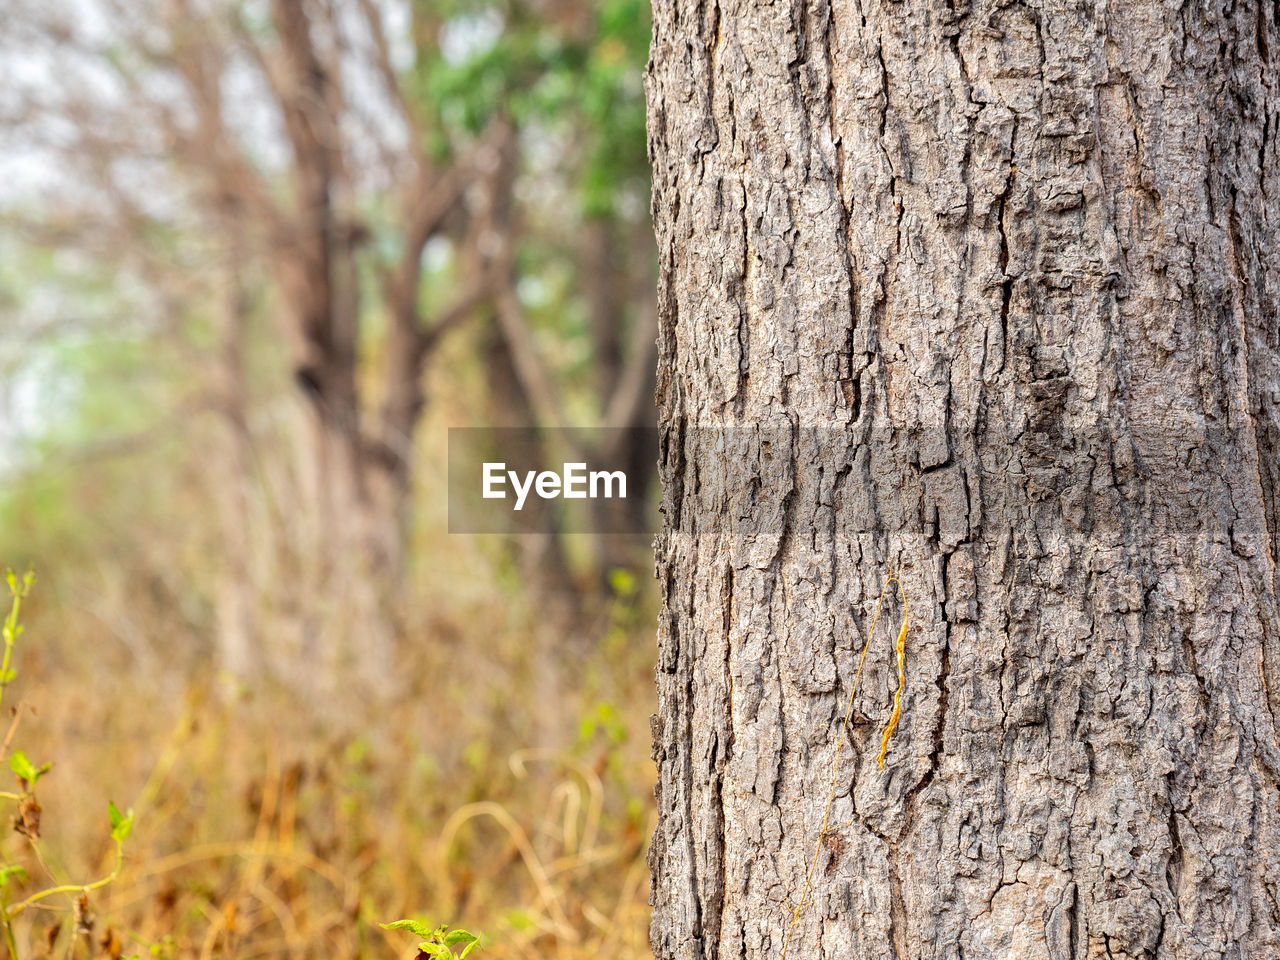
[0,569,135,958]
[381,919,482,959]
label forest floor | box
[0,579,656,960]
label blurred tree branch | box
[0,0,657,677]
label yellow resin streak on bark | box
[780,574,910,960]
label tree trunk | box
[646,0,1280,958]
[210,228,259,679]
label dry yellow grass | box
[1,583,657,960]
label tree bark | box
[646,0,1280,958]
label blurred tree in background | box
[0,3,659,957]
[0,0,656,686]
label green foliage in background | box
[415,0,650,217]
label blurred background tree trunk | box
[1,0,657,691]
[0,0,667,955]
[646,0,1280,957]
[210,209,259,678]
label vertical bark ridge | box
[648,0,1280,958]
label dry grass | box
[0,582,656,960]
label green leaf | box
[0,864,27,886]
[3,570,31,599]
[444,930,478,947]
[109,802,134,842]
[381,919,436,939]
[9,750,49,785]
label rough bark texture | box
[646,0,1280,958]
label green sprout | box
[0,570,134,958]
[381,919,482,958]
